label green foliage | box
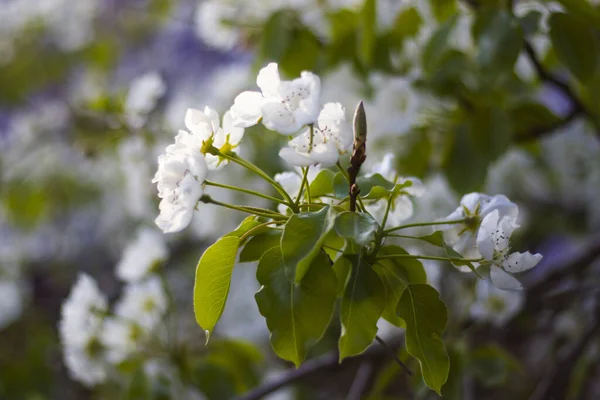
[338,254,386,360]
[549,12,599,83]
[281,206,335,282]
[255,248,337,367]
[334,211,378,246]
[239,230,282,262]
[397,284,449,395]
[308,169,336,197]
[373,246,427,327]
[194,236,241,342]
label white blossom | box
[59,274,109,387]
[125,71,167,129]
[470,279,524,326]
[116,228,168,283]
[194,0,241,51]
[100,317,142,364]
[230,63,321,134]
[59,274,108,349]
[185,107,245,169]
[476,210,543,290]
[153,130,208,233]
[279,103,351,166]
[441,193,519,269]
[114,275,168,331]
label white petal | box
[502,251,542,273]
[490,267,523,290]
[401,177,425,197]
[278,147,315,166]
[184,108,213,138]
[222,110,244,145]
[256,63,281,97]
[296,71,321,124]
[387,196,414,225]
[262,101,301,134]
[370,153,396,181]
[482,194,519,218]
[460,192,489,212]
[230,91,264,128]
[203,106,221,133]
[477,210,500,260]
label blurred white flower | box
[118,136,154,219]
[125,72,167,129]
[230,63,321,134]
[100,317,142,364]
[476,210,543,290]
[114,275,168,331]
[59,274,109,387]
[279,103,351,166]
[0,279,23,330]
[194,0,241,51]
[153,131,208,233]
[59,273,108,349]
[116,228,168,283]
[441,193,519,269]
[470,278,524,326]
[63,342,108,387]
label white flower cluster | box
[440,193,543,290]
[153,63,351,233]
[59,228,170,388]
[124,72,167,129]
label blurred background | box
[1,0,600,399]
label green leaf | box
[281,206,335,282]
[194,236,241,342]
[422,17,458,74]
[549,12,599,82]
[333,171,349,199]
[397,284,449,395]
[334,212,379,246]
[474,10,523,78]
[255,248,337,367]
[391,7,423,42]
[339,254,386,360]
[225,216,262,239]
[393,129,432,179]
[467,106,512,160]
[509,101,562,139]
[469,344,523,388]
[309,169,336,197]
[358,0,376,67]
[444,126,488,193]
[519,10,542,36]
[373,246,426,327]
[430,0,458,22]
[261,11,295,62]
[410,232,481,275]
[239,230,282,263]
[554,0,600,27]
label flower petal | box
[261,100,300,134]
[490,267,523,290]
[502,251,542,273]
[477,209,500,260]
[230,91,264,128]
[256,63,281,97]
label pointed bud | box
[353,101,367,148]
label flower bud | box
[353,101,367,148]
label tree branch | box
[236,336,406,400]
[346,362,374,400]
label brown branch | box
[236,336,406,400]
[345,362,374,400]
[528,301,600,400]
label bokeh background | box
[1,0,600,399]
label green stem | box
[384,218,469,234]
[376,254,483,263]
[336,161,350,181]
[240,220,281,242]
[205,180,291,206]
[296,167,310,207]
[216,150,297,210]
[200,196,287,221]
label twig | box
[346,362,374,400]
[528,300,600,400]
[348,101,367,212]
[375,335,413,376]
[236,336,406,400]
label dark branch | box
[375,335,413,375]
[348,101,367,212]
[346,362,374,400]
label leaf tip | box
[204,329,211,345]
